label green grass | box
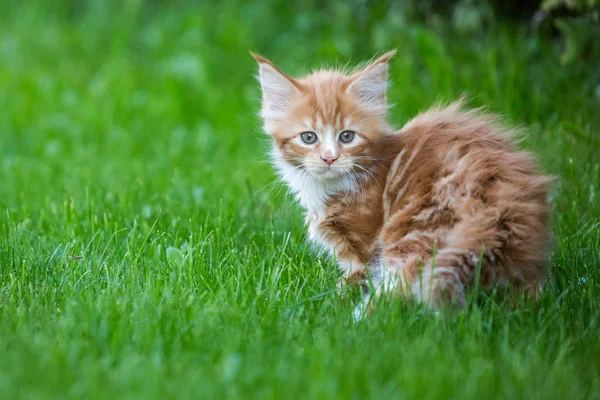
[1,1,599,399]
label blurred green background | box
[1,1,599,399]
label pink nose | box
[321,156,337,166]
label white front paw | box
[352,294,371,322]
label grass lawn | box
[1,1,599,399]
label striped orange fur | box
[253,51,553,315]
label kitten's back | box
[379,101,553,302]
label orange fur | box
[253,51,553,313]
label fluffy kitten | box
[252,50,553,315]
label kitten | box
[252,50,553,316]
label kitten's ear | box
[251,52,300,120]
[347,50,396,113]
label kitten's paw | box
[337,270,369,300]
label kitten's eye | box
[300,132,318,144]
[339,130,355,144]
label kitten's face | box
[254,52,395,182]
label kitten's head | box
[253,51,395,181]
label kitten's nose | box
[321,155,337,166]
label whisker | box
[352,164,381,191]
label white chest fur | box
[274,155,368,275]
[273,154,355,249]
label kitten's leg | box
[353,252,470,311]
[366,261,409,300]
[336,258,369,299]
[351,261,382,321]
[379,231,440,297]
[354,232,439,319]
[380,217,497,309]
[411,214,515,310]
[337,269,368,298]
[354,257,450,320]
[412,259,469,309]
[352,260,409,321]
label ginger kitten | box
[252,51,553,316]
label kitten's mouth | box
[309,166,346,181]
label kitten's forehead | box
[300,70,348,104]
[301,69,348,86]
[295,70,356,129]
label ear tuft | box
[252,53,299,120]
[347,50,396,113]
[250,52,269,64]
[373,49,397,64]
